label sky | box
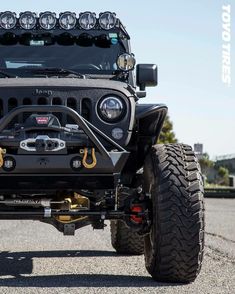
[1,0,234,158]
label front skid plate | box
[0,174,117,191]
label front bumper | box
[0,105,129,191]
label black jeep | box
[0,11,204,283]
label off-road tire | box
[110,220,144,255]
[144,143,205,283]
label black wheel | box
[144,143,205,283]
[110,220,144,255]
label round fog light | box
[117,53,136,71]
[112,128,124,140]
[70,157,82,170]
[3,156,16,171]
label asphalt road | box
[0,198,234,294]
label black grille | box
[0,95,82,129]
[0,86,124,132]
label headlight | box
[0,11,17,30]
[79,12,96,30]
[98,97,125,122]
[19,11,37,30]
[99,12,116,30]
[59,12,76,30]
[39,11,57,30]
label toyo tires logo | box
[222,4,231,87]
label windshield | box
[0,33,126,77]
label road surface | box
[0,198,234,294]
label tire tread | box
[110,220,144,255]
[144,143,205,283]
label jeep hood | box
[0,78,135,97]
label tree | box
[217,166,229,186]
[199,153,230,186]
[199,153,214,174]
[158,115,178,144]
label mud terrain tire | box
[144,143,205,283]
[110,220,144,255]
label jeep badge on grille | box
[33,89,53,97]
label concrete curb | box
[205,188,235,199]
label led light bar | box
[0,11,120,31]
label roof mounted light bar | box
[0,11,118,31]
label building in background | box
[216,154,235,187]
[216,154,235,173]
[194,143,203,160]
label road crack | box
[206,231,235,244]
[205,244,235,265]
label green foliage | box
[157,115,230,186]
[199,154,230,186]
[158,115,178,144]
[217,166,229,186]
[218,166,228,178]
[199,155,214,173]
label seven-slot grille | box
[0,93,93,129]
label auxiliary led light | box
[0,11,17,30]
[59,12,76,30]
[39,11,57,30]
[117,53,136,71]
[19,11,37,30]
[79,12,96,30]
[3,156,16,172]
[112,128,124,140]
[99,12,116,30]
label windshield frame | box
[0,29,134,84]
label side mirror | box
[136,64,158,91]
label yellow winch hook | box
[82,148,97,169]
[0,148,6,168]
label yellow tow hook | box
[0,148,6,168]
[82,148,97,169]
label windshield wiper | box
[31,68,85,78]
[0,70,18,78]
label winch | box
[20,135,66,152]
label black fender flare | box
[136,103,168,139]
